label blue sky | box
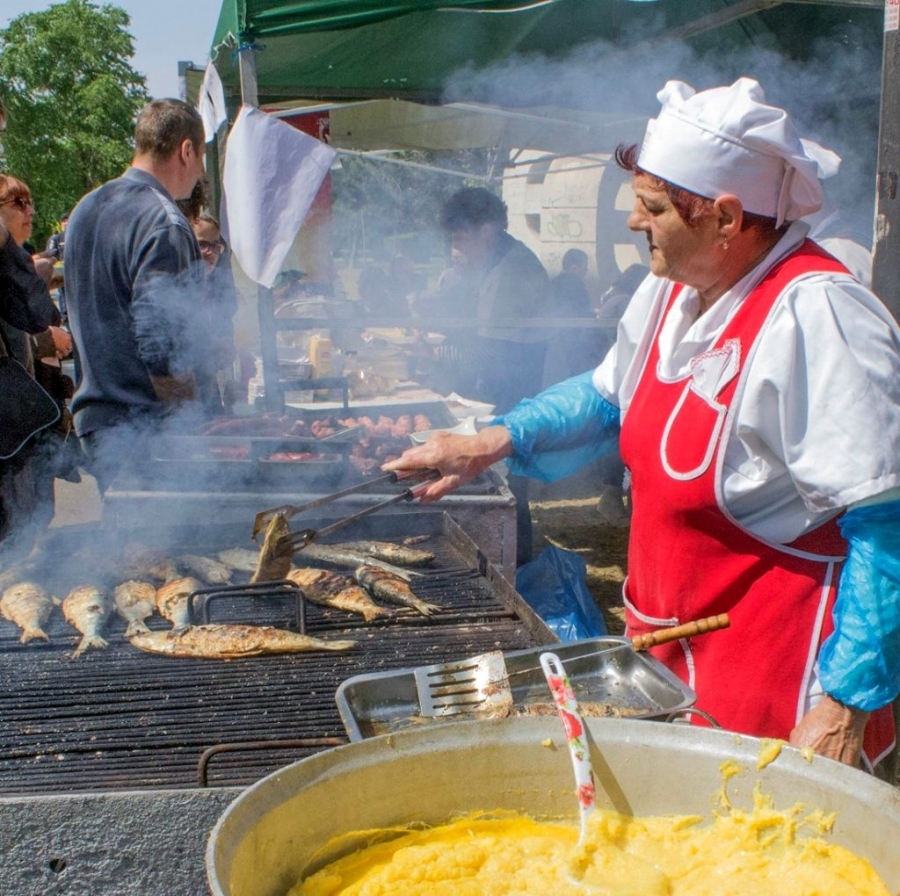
[2,0,224,98]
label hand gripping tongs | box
[252,469,441,551]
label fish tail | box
[325,639,357,651]
[72,634,109,658]
[124,620,152,638]
[362,606,395,623]
[20,627,50,644]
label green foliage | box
[0,0,148,245]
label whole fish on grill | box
[298,543,418,580]
[114,580,157,637]
[121,542,181,583]
[331,540,435,567]
[178,554,233,585]
[156,576,204,628]
[217,547,260,573]
[250,513,293,584]
[63,585,112,657]
[129,624,356,659]
[0,582,58,644]
[355,565,440,617]
[287,568,395,623]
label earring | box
[721,239,729,251]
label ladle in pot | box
[540,651,595,844]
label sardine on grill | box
[333,540,435,567]
[120,542,181,583]
[250,513,293,584]
[287,568,394,623]
[355,565,440,617]
[156,577,204,628]
[114,580,157,637]
[62,585,112,658]
[298,543,417,580]
[178,554,233,585]
[129,624,356,659]
[217,547,261,573]
[0,582,58,644]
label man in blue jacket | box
[66,99,206,493]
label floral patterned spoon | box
[540,651,596,844]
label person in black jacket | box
[0,98,66,559]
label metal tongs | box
[253,468,441,547]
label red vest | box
[618,241,894,766]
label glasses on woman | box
[1,196,34,212]
[198,239,224,254]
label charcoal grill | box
[0,512,550,797]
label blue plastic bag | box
[515,545,608,642]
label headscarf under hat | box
[637,78,839,226]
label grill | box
[0,512,551,796]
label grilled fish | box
[121,542,181,583]
[0,582,58,643]
[250,513,293,584]
[217,547,260,573]
[129,624,356,659]
[156,576,204,628]
[287,568,395,623]
[63,585,112,657]
[178,554,233,585]
[114,580,157,637]
[355,565,440,617]
[334,540,435,567]
[298,543,418,580]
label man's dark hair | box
[439,187,508,232]
[562,248,589,270]
[175,175,211,220]
[134,98,204,163]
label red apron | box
[619,240,894,767]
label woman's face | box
[0,193,34,245]
[627,173,719,290]
[192,219,224,271]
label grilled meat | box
[62,585,112,657]
[129,624,356,658]
[0,582,58,644]
[355,565,440,617]
[250,513,293,584]
[178,554,233,585]
[156,577,204,628]
[287,568,394,623]
[334,540,435,567]
[217,547,261,573]
[114,580,157,637]
[298,543,418,580]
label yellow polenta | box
[289,797,889,896]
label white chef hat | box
[637,78,839,226]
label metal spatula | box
[414,650,513,717]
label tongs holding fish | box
[273,471,441,552]
[253,469,439,541]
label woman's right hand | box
[382,425,513,502]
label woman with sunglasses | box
[191,213,237,414]
[0,173,77,557]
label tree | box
[0,0,148,245]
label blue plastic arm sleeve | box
[492,370,621,482]
[817,500,900,712]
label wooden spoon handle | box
[631,613,730,652]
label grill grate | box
[0,516,549,793]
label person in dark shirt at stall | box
[65,98,206,493]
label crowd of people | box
[0,97,239,560]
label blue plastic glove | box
[818,500,900,711]
[493,371,621,482]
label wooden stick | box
[631,614,730,652]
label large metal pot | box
[207,718,900,896]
